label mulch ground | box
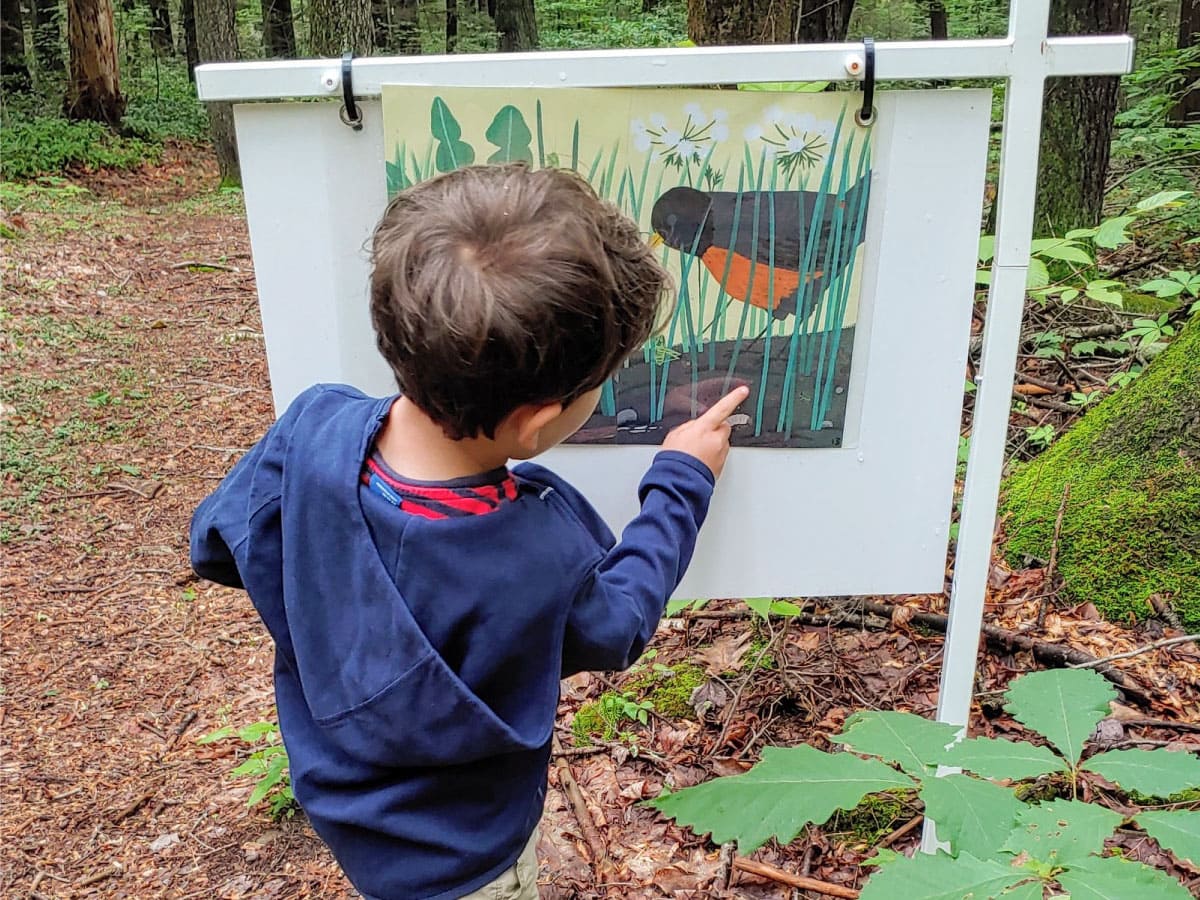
[2,149,1197,900]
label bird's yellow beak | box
[649,233,664,249]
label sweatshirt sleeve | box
[560,450,715,675]
[189,387,319,588]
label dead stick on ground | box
[75,863,122,888]
[732,858,860,899]
[550,736,609,877]
[1069,633,1200,668]
[877,814,923,849]
[1038,483,1071,630]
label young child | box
[190,163,748,900]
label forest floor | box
[2,149,1198,899]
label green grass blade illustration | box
[755,161,781,436]
[725,146,768,392]
[535,99,545,168]
[571,121,580,171]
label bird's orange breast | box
[699,247,806,313]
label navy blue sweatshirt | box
[189,385,714,900]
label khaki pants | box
[458,829,539,900]
[359,830,539,900]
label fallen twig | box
[75,863,122,888]
[550,736,609,877]
[1068,633,1200,668]
[732,858,860,899]
[1038,483,1071,629]
[877,814,924,849]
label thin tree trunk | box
[64,0,124,123]
[642,0,657,12]
[195,0,240,186]
[180,0,198,78]
[31,0,63,73]
[390,0,419,53]
[148,0,173,54]
[445,0,457,52]
[1171,0,1199,124]
[371,0,389,50]
[1035,0,1132,232]
[260,0,296,57]
[927,0,948,39]
[1,0,32,89]
[495,0,536,51]
[309,0,373,56]
[795,0,856,42]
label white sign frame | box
[195,0,1132,747]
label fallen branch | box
[550,736,609,877]
[732,858,860,899]
[1038,483,1071,629]
[877,814,924,849]
[1069,634,1200,668]
[75,863,122,888]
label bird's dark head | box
[650,187,715,256]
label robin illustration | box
[649,176,870,320]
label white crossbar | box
[195,35,1132,103]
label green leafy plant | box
[198,720,296,820]
[430,97,475,173]
[485,105,534,164]
[1122,313,1176,350]
[651,668,1199,899]
[1024,423,1055,450]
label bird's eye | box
[667,214,678,228]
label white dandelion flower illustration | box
[712,123,730,142]
[650,112,668,128]
[744,124,765,141]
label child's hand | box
[662,386,750,480]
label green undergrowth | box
[1002,316,1200,630]
[824,793,912,847]
[572,661,706,744]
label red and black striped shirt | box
[361,451,519,520]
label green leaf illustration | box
[649,744,915,853]
[858,850,1030,900]
[1136,810,1200,866]
[431,97,475,173]
[485,105,533,164]
[1002,798,1123,866]
[941,736,1069,782]
[1082,748,1200,798]
[1056,853,1194,900]
[835,712,962,777]
[1004,668,1116,766]
[920,774,1024,859]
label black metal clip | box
[340,51,363,131]
[856,37,876,127]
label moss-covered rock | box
[636,662,707,718]
[1001,316,1200,630]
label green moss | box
[571,700,609,745]
[1118,293,1180,316]
[1002,317,1200,630]
[636,663,707,718]
[824,793,911,845]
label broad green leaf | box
[1136,810,1200,866]
[859,850,1030,900]
[1139,278,1185,298]
[485,105,534,165]
[237,721,279,742]
[1026,258,1050,290]
[1134,190,1191,211]
[743,597,772,618]
[770,600,805,616]
[1031,238,1092,266]
[862,848,901,867]
[431,97,475,172]
[1004,668,1116,765]
[665,598,707,616]
[979,235,996,264]
[649,744,915,852]
[942,737,1068,782]
[1082,748,1200,797]
[977,268,993,286]
[1056,853,1194,900]
[1066,226,1098,240]
[996,882,1047,900]
[196,726,236,744]
[738,81,829,92]
[1093,215,1136,249]
[835,712,961,776]
[920,774,1024,858]
[1002,798,1123,865]
[1060,287,1080,303]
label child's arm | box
[562,386,748,673]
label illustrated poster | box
[381,87,874,448]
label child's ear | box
[505,401,564,455]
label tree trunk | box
[390,0,419,53]
[642,0,657,12]
[445,0,457,52]
[794,0,855,42]
[687,0,792,44]
[1,0,31,89]
[148,0,173,54]
[1171,0,1199,124]
[180,0,198,78]
[64,0,124,123]
[1003,316,1200,632]
[927,0,948,39]
[309,0,372,56]
[32,0,63,73]
[495,0,536,51]
[195,0,240,186]
[371,0,389,50]
[1034,0,1132,233]
[260,0,296,57]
